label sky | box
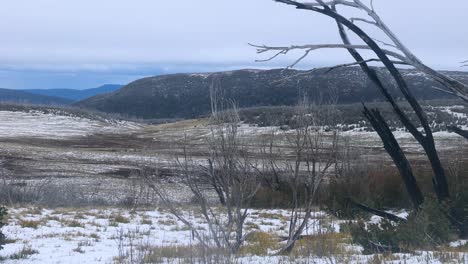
[0,0,467,89]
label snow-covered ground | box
[0,108,466,263]
[0,207,466,264]
[0,111,142,139]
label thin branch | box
[324,58,408,74]
[350,17,377,26]
[289,48,313,68]
[254,49,288,62]
[296,0,359,8]
[430,86,457,96]
[249,43,409,64]
[372,38,398,49]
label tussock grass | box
[241,231,279,256]
[18,219,42,229]
[64,220,84,228]
[9,245,39,259]
[292,232,352,257]
[112,214,130,224]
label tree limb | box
[324,58,408,74]
[447,125,468,140]
[249,43,409,65]
[348,198,406,223]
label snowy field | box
[0,107,467,263]
[0,110,142,139]
[1,207,467,264]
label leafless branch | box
[349,0,468,101]
[371,38,398,49]
[324,58,408,74]
[250,43,409,64]
[277,0,468,101]
[350,17,377,26]
[430,86,457,96]
[254,49,289,62]
[292,0,359,8]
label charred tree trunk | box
[363,106,424,209]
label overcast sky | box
[1,0,467,89]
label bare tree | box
[262,98,339,254]
[146,90,260,255]
[252,0,467,238]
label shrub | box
[0,207,6,250]
[345,199,458,254]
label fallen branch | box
[348,199,406,223]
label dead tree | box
[147,95,260,255]
[252,0,468,242]
[255,0,450,203]
[264,98,339,254]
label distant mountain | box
[75,67,468,119]
[0,88,73,105]
[25,84,123,101]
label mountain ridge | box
[75,67,468,119]
[0,88,74,105]
[24,84,123,101]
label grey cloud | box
[0,0,466,88]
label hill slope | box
[25,84,123,101]
[75,68,468,119]
[0,88,73,105]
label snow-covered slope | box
[0,110,142,139]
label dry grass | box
[292,232,353,257]
[244,221,260,231]
[64,220,84,228]
[240,231,279,256]
[112,214,130,224]
[136,244,230,264]
[9,245,39,260]
[257,212,287,221]
[157,219,177,226]
[140,218,152,225]
[18,219,42,229]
